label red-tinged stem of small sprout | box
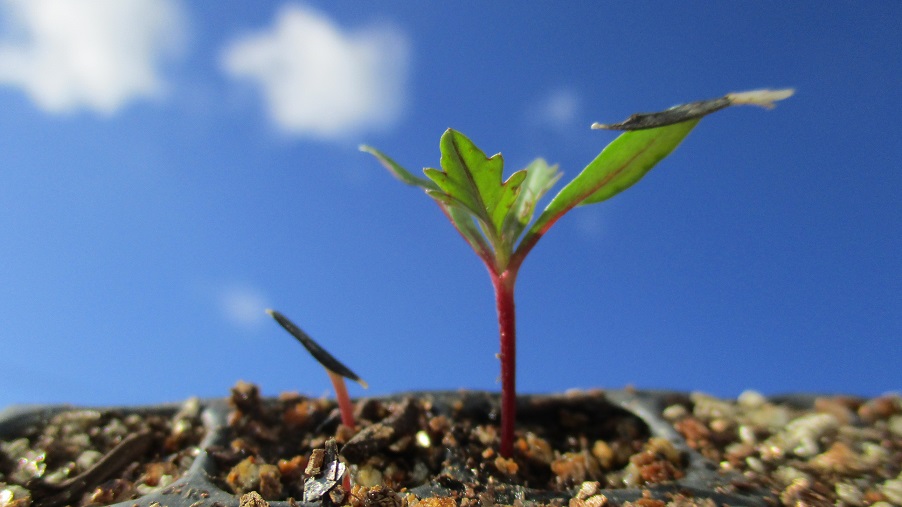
[327,370,355,492]
[327,369,356,431]
[492,268,518,457]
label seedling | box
[362,89,793,457]
[266,309,368,431]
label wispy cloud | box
[0,0,187,115]
[220,4,409,140]
[219,285,269,330]
[527,88,581,129]
[571,207,607,242]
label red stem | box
[492,268,518,457]
[327,370,355,491]
[328,370,356,431]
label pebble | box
[858,395,901,423]
[835,482,864,507]
[411,498,457,507]
[575,481,599,499]
[737,390,767,409]
[779,476,816,506]
[355,465,383,488]
[743,403,791,430]
[0,485,30,507]
[691,392,738,420]
[174,397,201,421]
[766,413,839,458]
[709,418,732,434]
[662,404,688,421]
[745,456,766,474]
[88,478,134,505]
[75,449,103,472]
[519,432,554,464]
[551,451,600,485]
[8,447,46,483]
[591,440,615,469]
[473,425,496,446]
[814,396,858,425]
[880,478,902,505]
[226,457,283,499]
[772,465,809,485]
[410,462,430,484]
[619,461,642,488]
[737,425,757,445]
[810,442,863,474]
[861,441,891,467]
[644,437,680,465]
[239,491,269,507]
[102,418,129,440]
[494,456,519,475]
[834,482,864,506]
[889,415,902,438]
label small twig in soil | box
[30,430,154,507]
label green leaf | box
[424,129,527,243]
[502,158,561,247]
[445,202,493,259]
[529,120,698,237]
[359,144,437,191]
[360,142,493,261]
[581,120,698,204]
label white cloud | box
[529,88,580,128]
[219,285,269,330]
[221,4,408,140]
[0,0,186,115]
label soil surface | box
[667,391,902,506]
[0,399,205,507]
[208,382,677,502]
[2,384,900,507]
[209,383,901,507]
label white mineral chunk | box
[835,482,864,506]
[880,478,902,505]
[767,413,839,458]
[691,392,738,420]
[737,390,767,409]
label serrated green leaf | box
[445,202,493,259]
[419,188,491,256]
[360,143,493,262]
[529,120,698,238]
[360,144,437,191]
[425,129,527,243]
[502,158,561,247]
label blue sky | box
[0,1,899,409]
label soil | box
[668,391,902,506]
[1,383,900,507]
[0,399,205,507]
[207,382,671,501]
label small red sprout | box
[265,309,367,431]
